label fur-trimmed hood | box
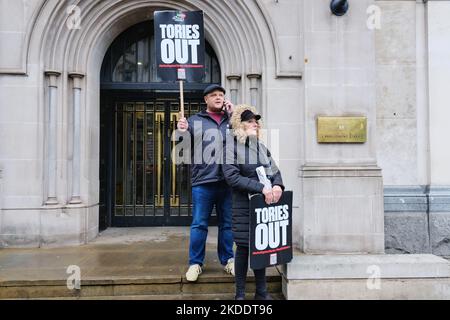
[230,104,262,143]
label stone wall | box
[0,0,303,248]
[0,0,449,253]
[375,0,419,186]
[377,1,450,257]
[299,0,384,254]
[385,187,450,257]
[0,168,2,234]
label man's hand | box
[272,185,283,203]
[262,187,274,205]
[177,117,188,132]
[223,100,234,114]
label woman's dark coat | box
[222,135,284,247]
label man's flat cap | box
[203,84,226,97]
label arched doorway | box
[99,20,221,229]
[27,0,272,244]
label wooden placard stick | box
[178,68,186,118]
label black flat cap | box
[203,84,226,97]
[241,109,261,122]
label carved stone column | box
[68,72,85,204]
[44,71,61,205]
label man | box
[177,84,235,282]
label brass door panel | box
[112,100,202,224]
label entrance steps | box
[0,273,283,300]
[0,227,284,300]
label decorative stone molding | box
[384,186,428,212]
[247,73,262,81]
[384,186,450,213]
[69,72,85,89]
[428,186,450,212]
[226,74,241,105]
[35,0,272,79]
[301,165,383,178]
[247,73,262,109]
[44,70,61,87]
[255,0,303,79]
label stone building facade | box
[0,0,449,259]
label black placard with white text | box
[250,191,293,270]
[154,11,205,82]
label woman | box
[222,105,284,300]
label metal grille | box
[112,100,203,225]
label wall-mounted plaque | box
[317,116,367,143]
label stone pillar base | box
[299,166,384,254]
[281,252,450,299]
[69,197,83,205]
[0,205,99,248]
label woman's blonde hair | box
[230,104,263,144]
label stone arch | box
[26,1,280,121]
[25,0,277,242]
[37,0,274,83]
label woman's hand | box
[272,185,283,203]
[262,187,274,205]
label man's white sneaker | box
[186,264,202,282]
[224,258,235,276]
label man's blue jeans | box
[189,181,234,266]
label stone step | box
[0,274,283,300]
[11,293,286,300]
[0,228,285,300]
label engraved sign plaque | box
[317,117,367,143]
